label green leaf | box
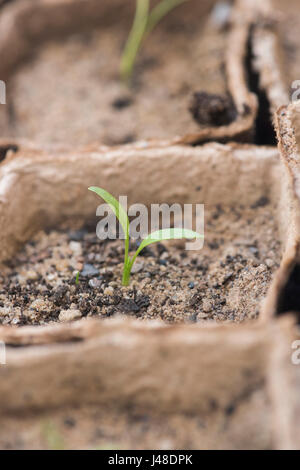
[88,186,129,238]
[131,228,203,266]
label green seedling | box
[120,0,188,84]
[88,186,202,286]
[42,421,65,451]
[75,271,80,285]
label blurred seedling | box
[120,0,188,84]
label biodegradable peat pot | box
[0,0,261,147]
[0,0,299,452]
[0,141,298,450]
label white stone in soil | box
[198,312,209,319]
[69,241,82,255]
[26,270,39,281]
[59,309,82,322]
[202,300,213,313]
[131,262,144,274]
[89,278,102,288]
[30,298,50,311]
[104,287,114,296]
[265,258,274,268]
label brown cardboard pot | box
[0,139,298,449]
[0,0,299,452]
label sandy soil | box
[0,200,281,326]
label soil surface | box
[0,9,228,146]
[0,201,281,326]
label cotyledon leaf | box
[129,228,203,268]
[88,186,129,237]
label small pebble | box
[249,246,259,256]
[202,300,213,313]
[188,282,195,289]
[131,262,144,274]
[81,263,99,277]
[68,229,87,241]
[30,298,49,311]
[88,278,102,288]
[55,259,69,272]
[257,264,267,273]
[26,270,38,281]
[211,1,232,28]
[69,241,82,255]
[159,259,167,266]
[104,286,114,296]
[265,258,274,268]
[198,312,209,319]
[59,309,82,322]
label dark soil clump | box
[189,91,237,127]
